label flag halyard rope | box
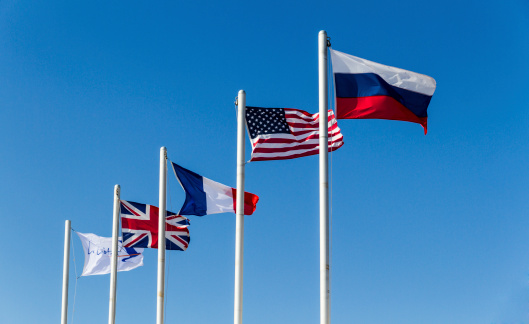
[327,49,334,303]
[70,228,80,324]
[165,170,172,324]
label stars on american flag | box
[246,107,291,139]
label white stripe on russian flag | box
[331,49,436,96]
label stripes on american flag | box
[245,107,344,162]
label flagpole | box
[318,30,330,324]
[157,147,167,324]
[108,184,120,324]
[234,89,246,324]
[61,220,71,324]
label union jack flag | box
[120,200,190,251]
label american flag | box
[120,200,190,251]
[245,107,344,161]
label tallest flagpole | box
[318,30,330,324]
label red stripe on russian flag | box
[336,96,428,134]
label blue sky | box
[1,0,529,323]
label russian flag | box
[330,49,436,134]
[171,162,259,216]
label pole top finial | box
[236,90,246,106]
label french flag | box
[330,49,436,134]
[171,162,259,216]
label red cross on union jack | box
[120,200,190,251]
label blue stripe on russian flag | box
[171,162,208,216]
[335,73,432,118]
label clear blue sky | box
[1,1,529,323]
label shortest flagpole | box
[157,147,167,324]
[234,90,246,324]
[61,220,71,324]
[108,184,120,324]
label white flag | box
[76,232,144,276]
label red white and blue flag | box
[120,200,190,251]
[171,162,259,216]
[331,49,436,134]
[245,107,344,161]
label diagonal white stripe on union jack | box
[120,200,190,251]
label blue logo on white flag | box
[77,232,144,276]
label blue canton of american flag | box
[120,200,190,251]
[245,107,344,161]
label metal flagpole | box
[234,90,246,324]
[318,30,330,324]
[157,147,168,324]
[61,220,71,324]
[108,184,120,324]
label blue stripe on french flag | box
[171,163,208,216]
[171,162,259,216]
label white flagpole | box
[318,30,330,324]
[157,147,167,324]
[234,90,246,324]
[108,184,120,324]
[61,220,71,324]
